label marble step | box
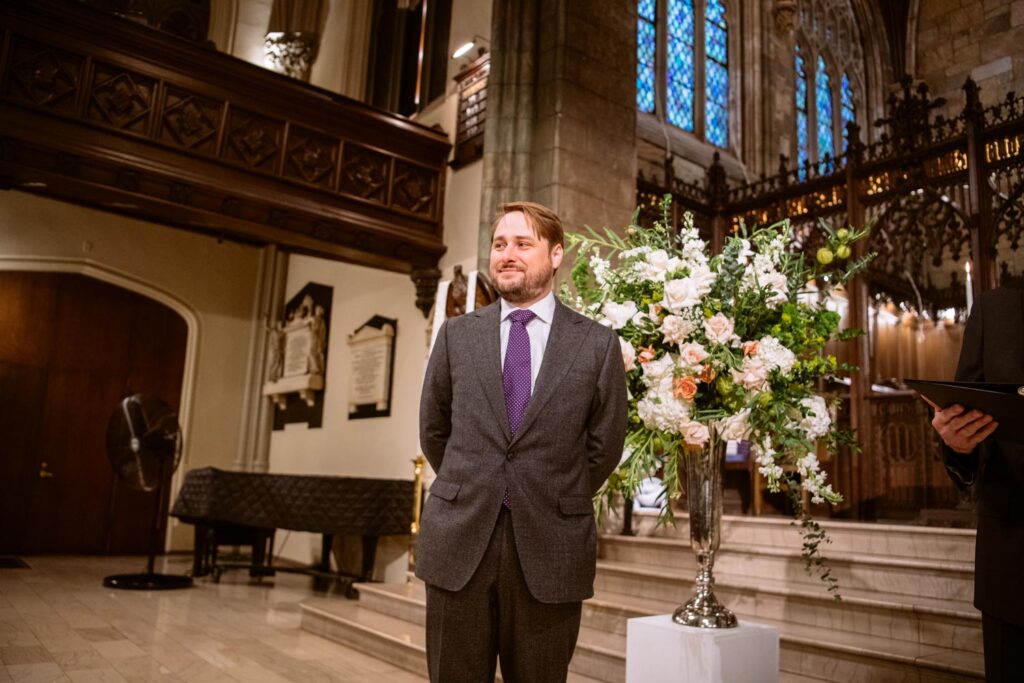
[300,594,618,683]
[595,560,981,654]
[607,510,977,564]
[306,581,983,682]
[599,534,974,602]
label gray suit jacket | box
[416,299,628,603]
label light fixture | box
[452,41,475,59]
[451,35,490,60]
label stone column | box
[479,0,637,268]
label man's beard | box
[491,263,553,304]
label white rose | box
[660,315,695,345]
[763,271,789,305]
[703,313,735,345]
[733,356,769,390]
[662,278,702,313]
[619,337,636,372]
[601,300,639,329]
[688,263,716,295]
[717,409,751,441]
[681,421,711,447]
[678,342,709,367]
[640,249,682,282]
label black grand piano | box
[170,467,415,594]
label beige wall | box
[413,0,494,277]
[266,254,427,576]
[0,191,262,550]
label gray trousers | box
[425,507,583,683]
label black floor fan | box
[102,394,193,590]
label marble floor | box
[0,555,427,683]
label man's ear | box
[550,243,564,270]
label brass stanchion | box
[408,454,426,578]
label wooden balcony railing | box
[0,0,451,314]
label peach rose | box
[637,345,657,364]
[742,340,760,357]
[673,375,699,401]
[700,363,716,383]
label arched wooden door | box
[0,272,187,554]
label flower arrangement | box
[565,197,874,596]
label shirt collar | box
[501,291,556,324]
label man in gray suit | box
[417,201,628,683]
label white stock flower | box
[662,278,703,313]
[799,396,832,440]
[601,300,639,329]
[717,409,751,441]
[757,336,797,376]
[703,313,735,345]
[660,315,695,345]
[619,337,637,372]
[736,239,755,265]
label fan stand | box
[103,458,192,590]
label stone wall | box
[915,0,1024,117]
[481,0,636,265]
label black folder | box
[905,379,1024,445]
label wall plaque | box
[348,316,397,419]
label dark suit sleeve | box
[585,328,629,494]
[420,320,453,474]
[942,297,985,490]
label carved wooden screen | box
[637,77,1024,523]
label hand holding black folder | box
[905,379,1024,445]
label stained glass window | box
[666,0,695,131]
[705,0,728,147]
[637,0,657,114]
[815,55,834,167]
[841,72,856,150]
[796,46,809,178]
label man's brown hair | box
[492,201,564,250]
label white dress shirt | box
[499,291,556,394]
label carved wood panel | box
[160,86,222,155]
[87,63,156,135]
[339,144,390,204]
[5,37,83,116]
[284,126,339,189]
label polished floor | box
[0,555,426,683]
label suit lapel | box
[469,303,512,443]
[512,301,590,446]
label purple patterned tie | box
[502,309,536,508]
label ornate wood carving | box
[340,144,390,203]
[0,0,450,313]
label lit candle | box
[964,261,974,314]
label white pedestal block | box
[626,615,779,683]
